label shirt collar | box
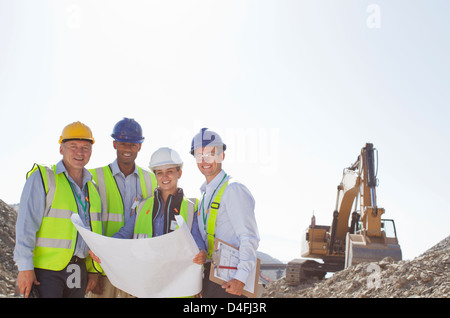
[155,187,184,200]
[110,159,139,177]
[56,160,93,187]
[200,169,227,193]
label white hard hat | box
[149,147,184,172]
[190,128,226,155]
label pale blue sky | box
[1,0,449,262]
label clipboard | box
[209,238,260,298]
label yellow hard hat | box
[59,121,95,144]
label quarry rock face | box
[0,199,17,297]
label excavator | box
[286,143,402,286]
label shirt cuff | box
[233,269,250,285]
[16,258,35,272]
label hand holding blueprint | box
[71,214,202,298]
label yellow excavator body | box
[286,143,402,286]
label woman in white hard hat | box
[133,147,207,265]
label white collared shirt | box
[197,170,260,284]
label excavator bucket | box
[345,233,402,268]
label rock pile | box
[261,235,450,298]
[0,199,18,297]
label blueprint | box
[71,214,202,298]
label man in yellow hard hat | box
[14,121,103,298]
[87,118,157,298]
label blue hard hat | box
[190,128,226,155]
[111,118,145,144]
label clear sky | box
[1,0,449,263]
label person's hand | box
[17,270,40,298]
[193,249,207,265]
[89,250,101,263]
[90,275,104,295]
[85,273,100,294]
[222,279,245,296]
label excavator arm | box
[342,143,401,266]
[329,143,384,253]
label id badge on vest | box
[170,219,178,231]
[131,197,139,210]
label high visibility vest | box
[205,181,229,259]
[27,164,103,273]
[133,196,198,239]
[90,165,157,237]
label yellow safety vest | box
[205,181,229,259]
[90,165,157,237]
[27,164,103,273]
[133,196,198,239]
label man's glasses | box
[194,152,222,163]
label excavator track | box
[286,259,326,286]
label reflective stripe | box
[139,167,149,199]
[186,198,197,229]
[90,211,102,222]
[36,237,72,249]
[94,167,109,222]
[104,213,123,223]
[45,209,73,219]
[45,166,56,218]
[42,208,101,222]
[33,165,57,219]
[140,168,157,197]
[133,233,148,239]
